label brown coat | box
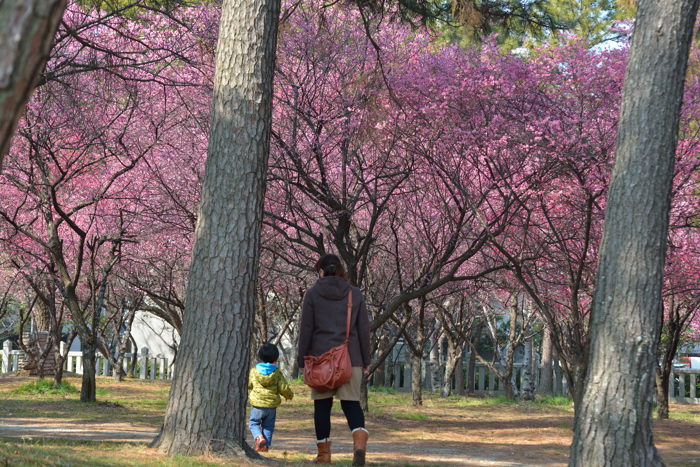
[297,276,371,368]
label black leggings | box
[314,398,365,440]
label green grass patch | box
[392,411,427,420]
[442,394,514,407]
[533,395,572,406]
[12,379,78,396]
[669,410,700,424]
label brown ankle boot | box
[312,438,332,464]
[352,428,369,466]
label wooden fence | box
[387,359,569,396]
[1,340,170,381]
[2,339,699,404]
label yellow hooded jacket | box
[248,363,294,408]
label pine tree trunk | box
[570,1,699,464]
[0,0,65,165]
[151,0,281,456]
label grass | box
[668,408,700,424]
[391,411,427,420]
[1,374,168,426]
[12,379,78,396]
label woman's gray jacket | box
[297,276,371,369]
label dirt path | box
[0,418,158,443]
[1,412,699,466]
[0,415,563,466]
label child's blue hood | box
[256,362,278,375]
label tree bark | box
[655,367,670,420]
[539,324,553,395]
[0,0,65,167]
[520,336,535,401]
[570,2,699,465]
[466,323,482,394]
[454,348,465,396]
[428,330,442,391]
[441,332,461,397]
[411,352,423,406]
[151,0,281,456]
[80,343,97,403]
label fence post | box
[690,373,697,400]
[1,340,10,373]
[139,347,149,380]
[680,373,687,399]
[150,357,156,380]
[160,357,168,380]
[59,342,66,372]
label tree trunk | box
[360,374,369,413]
[441,335,460,397]
[655,366,670,419]
[539,324,553,395]
[466,323,483,394]
[501,346,516,400]
[520,336,535,401]
[454,348,465,396]
[113,311,135,382]
[373,333,388,387]
[570,2,699,465]
[501,306,518,400]
[151,0,281,456]
[54,332,75,386]
[0,0,65,166]
[411,352,423,406]
[53,351,65,386]
[80,343,97,402]
[428,332,441,391]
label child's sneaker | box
[255,435,268,452]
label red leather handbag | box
[303,291,353,392]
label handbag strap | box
[345,290,352,340]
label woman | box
[297,254,371,466]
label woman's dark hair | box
[258,343,279,363]
[315,254,346,278]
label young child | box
[248,342,294,452]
